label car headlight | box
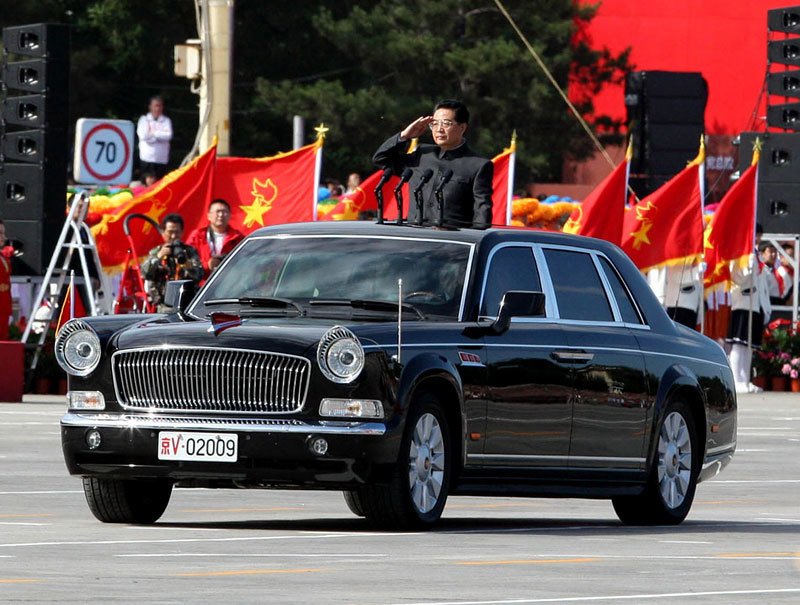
[55,319,102,377]
[317,326,364,384]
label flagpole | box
[312,125,327,222]
[505,132,516,226]
[69,270,75,320]
[698,135,706,334]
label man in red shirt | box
[186,198,244,280]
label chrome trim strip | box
[469,453,646,464]
[112,346,311,415]
[706,441,736,455]
[61,413,387,436]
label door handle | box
[551,350,594,363]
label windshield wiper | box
[309,298,425,320]
[203,297,304,315]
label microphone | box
[413,169,434,195]
[394,168,413,224]
[434,169,453,227]
[373,167,393,224]
[434,168,453,194]
[413,169,434,226]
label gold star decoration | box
[630,221,653,250]
[314,123,330,140]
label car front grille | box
[112,347,310,414]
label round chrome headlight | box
[55,319,101,377]
[317,326,364,384]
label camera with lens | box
[165,242,188,265]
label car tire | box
[613,400,699,525]
[342,490,366,517]
[82,477,173,524]
[359,392,451,530]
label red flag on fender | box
[56,280,87,333]
[620,141,704,271]
[212,138,322,233]
[563,142,631,245]
[91,142,218,273]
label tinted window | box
[481,246,541,316]
[543,249,613,321]
[599,256,642,324]
[194,236,471,319]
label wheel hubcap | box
[408,412,445,514]
[656,411,692,509]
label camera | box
[165,242,188,265]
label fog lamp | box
[309,437,328,456]
[85,429,102,450]
[319,398,383,419]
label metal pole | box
[293,115,304,150]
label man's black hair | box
[162,213,184,229]
[208,198,231,211]
[434,99,469,124]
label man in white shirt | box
[137,95,173,179]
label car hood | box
[111,316,383,357]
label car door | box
[479,245,573,468]
[540,247,649,471]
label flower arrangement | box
[758,319,800,377]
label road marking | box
[177,507,305,513]
[0,523,51,527]
[116,553,387,558]
[176,567,323,577]
[0,490,82,495]
[386,587,800,604]
[0,579,40,584]
[459,558,599,566]
[712,479,800,484]
[717,552,800,559]
[0,514,53,519]
[658,540,712,544]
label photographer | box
[141,214,203,309]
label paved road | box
[1,393,798,604]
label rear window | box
[543,249,613,322]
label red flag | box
[91,142,218,273]
[211,140,322,234]
[319,169,400,221]
[491,134,516,226]
[704,144,759,294]
[563,143,630,244]
[621,144,704,271]
[56,282,87,333]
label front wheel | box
[613,400,698,525]
[82,477,173,524]
[359,392,452,530]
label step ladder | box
[21,190,113,373]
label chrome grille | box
[113,347,310,414]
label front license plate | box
[158,431,238,462]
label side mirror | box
[163,279,197,314]
[491,290,546,334]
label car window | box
[543,248,613,321]
[599,256,642,324]
[195,236,471,319]
[481,246,541,317]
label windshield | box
[190,235,472,319]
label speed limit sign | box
[73,118,135,185]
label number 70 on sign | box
[73,118,135,186]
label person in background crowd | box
[647,263,702,329]
[344,172,362,195]
[779,242,795,304]
[141,214,203,308]
[727,224,771,394]
[137,95,173,180]
[373,98,493,229]
[759,242,785,306]
[325,178,344,198]
[0,220,12,339]
[186,198,245,279]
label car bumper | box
[699,440,736,482]
[61,412,398,487]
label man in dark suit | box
[373,99,493,229]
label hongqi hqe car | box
[56,221,736,529]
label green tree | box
[246,0,632,186]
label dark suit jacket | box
[373,134,493,229]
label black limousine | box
[57,222,736,529]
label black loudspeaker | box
[767,70,800,97]
[1,23,69,275]
[1,218,61,276]
[737,132,800,233]
[625,71,707,197]
[768,6,800,34]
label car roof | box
[249,221,616,251]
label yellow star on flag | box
[240,198,272,228]
[630,221,653,250]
